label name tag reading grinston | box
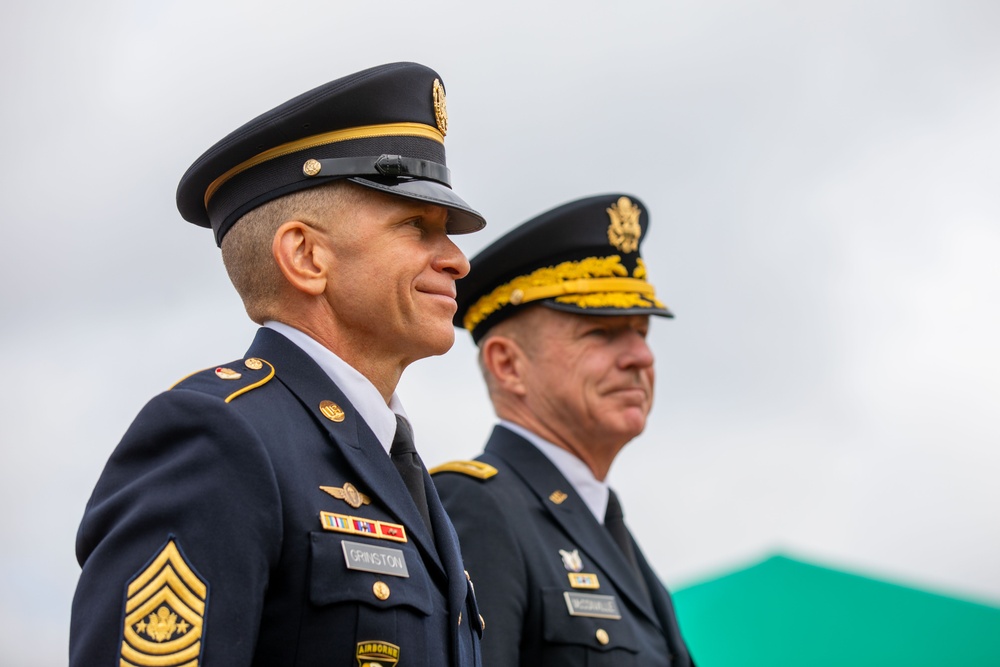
[342,541,410,578]
[563,592,622,619]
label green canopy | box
[671,554,1000,667]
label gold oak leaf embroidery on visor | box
[462,255,665,332]
[120,539,207,667]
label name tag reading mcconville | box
[342,541,410,578]
[563,592,622,619]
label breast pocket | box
[308,532,441,666]
[541,587,639,667]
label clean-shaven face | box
[520,309,655,452]
[319,192,470,365]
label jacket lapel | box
[484,426,661,627]
[246,328,443,574]
[424,469,480,660]
[635,546,692,667]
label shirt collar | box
[498,420,609,524]
[264,321,405,454]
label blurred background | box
[2,1,998,664]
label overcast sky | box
[2,1,999,664]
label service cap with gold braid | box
[455,194,673,343]
[176,62,485,246]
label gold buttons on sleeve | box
[373,581,390,600]
[595,628,609,645]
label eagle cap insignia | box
[607,196,642,254]
[432,78,448,136]
[559,548,584,572]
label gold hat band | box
[204,121,445,207]
[463,255,663,332]
[511,277,656,306]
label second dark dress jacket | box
[434,425,692,667]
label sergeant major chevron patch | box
[120,538,207,667]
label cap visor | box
[542,300,674,319]
[349,177,486,234]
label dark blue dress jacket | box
[71,327,483,667]
[434,425,692,667]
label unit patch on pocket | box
[356,640,400,666]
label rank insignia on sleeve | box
[321,511,407,543]
[357,640,400,667]
[120,538,207,667]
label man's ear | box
[272,220,329,296]
[481,335,529,397]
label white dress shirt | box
[264,321,406,455]
[498,420,610,524]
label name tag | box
[563,592,622,619]
[342,541,410,578]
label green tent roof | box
[671,554,1000,667]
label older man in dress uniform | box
[433,194,694,667]
[71,62,486,667]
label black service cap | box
[456,194,673,343]
[177,62,485,245]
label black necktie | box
[605,489,651,602]
[390,415,434,538]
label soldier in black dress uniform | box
[433,194,694,667]
[71,62,486,667]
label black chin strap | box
[302,154,451,186]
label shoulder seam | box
[168,358,276,403]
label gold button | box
[595,628,609,645]
[458,611,462,625]
[244,357,263,370]
[303,159,322,176]
[510,288,525,305]
[319,400,345,422]
[373,581,390,600]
